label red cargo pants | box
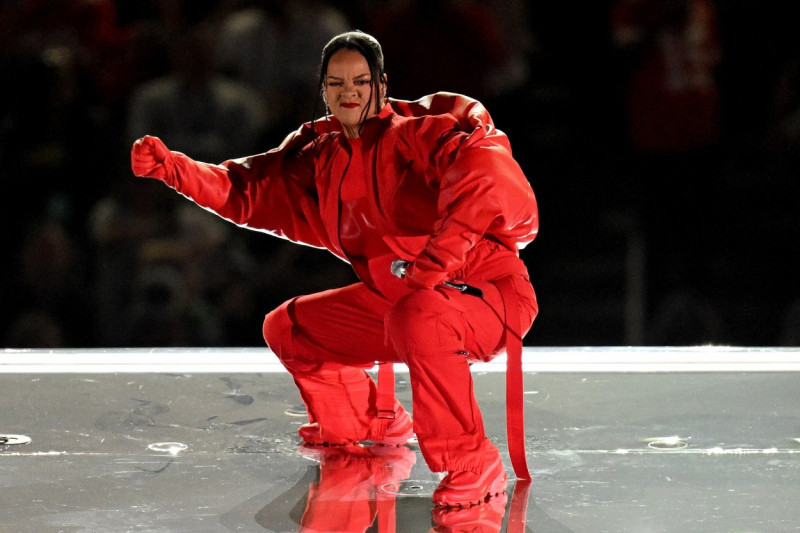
[262,255,536,474]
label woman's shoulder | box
[389,92,483,118]
[386,109,462,145]
[390,110,459,129]
[387,93,497,142]
[389,93,493,129]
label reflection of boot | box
[297,444,416,533]
[368,444,417,486]
[430,491,508,533]
[432,442,507,508]
[298,401,415,447]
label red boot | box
[298,422,355,447]
[298,402,414,447]
[431,491,508,532]
[432,444,507,508]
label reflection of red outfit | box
[296,444,509,532]
[131,93,538,475]
[297,444,416,533]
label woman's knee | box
[262,299,294,360]
[263,298,323,373]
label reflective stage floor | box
[2,347,800,532]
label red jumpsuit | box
[132,93,539,475]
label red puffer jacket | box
[131,92,538,290]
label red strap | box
[372,362,396,440]
[376,365,398,533]
[376,492,397,533]
[377,362,396,415]
[507,480,532,533]
[495,276,531,481]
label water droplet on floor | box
[148,442,188,455]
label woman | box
[131,30,538,508]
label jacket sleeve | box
[143,125,329,249]
[402,95,539,288]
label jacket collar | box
[323,103,395,148]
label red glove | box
[131,135,173,181]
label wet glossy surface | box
[2,348,800,532]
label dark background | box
[1,0,798,349]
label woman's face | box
[323,49,384,138]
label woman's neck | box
[343,125,360,139]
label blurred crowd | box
[1,0,798,348]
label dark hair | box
[316,30,387,127]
